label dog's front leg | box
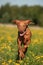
[17,38,22,50]
[22,40,31,53]
[17,38,24,60]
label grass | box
[0,25,43,65]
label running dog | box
[12,20,32,60]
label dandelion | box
[39,32,43,35]
[15,63,20,65]
[0,37,4,40]
[19,60,23,63]
[35,56,41,59]
[7,36,12,41]
[40,56,43,58]
[34,39,38,43]
[8,59,13,63]
[7,46,11,50]
[41,61,43,62]
[2,61,6,65]
[36,56,40,59]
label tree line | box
[0,3,43,26]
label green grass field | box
[0,25,43,65]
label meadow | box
[0,25,43,65]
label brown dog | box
[12,20,32,60]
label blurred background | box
[0,0,43,26]
[0,1,43,65]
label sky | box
[0,0,43,6]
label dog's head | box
[12,20,32,32]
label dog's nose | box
[18,28,24,32]
[19,30,23,32]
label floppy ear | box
[12,20,20,25]
[25,20,32,25]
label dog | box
[12,20,32,60]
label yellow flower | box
[5,63,8,65]
[2,62,8,65]
[0,37,4,40]
[13,62,16,64]
[34,39,38,43]
[39,32,43,35]
[40,56,43,58]
[35,56,40,59]
[36,57,40,59]
[41,61,43,62]
[1,46,4,49]
[19,60,23,63]
[15,63,20,65]
[7,36,12,41]
[2,61,6,65]
[8,59,12,63]
[35,55,43,60]
[7,46,11,50]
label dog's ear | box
[25,20,32,25]
[12,20,20,25]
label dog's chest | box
[24,29,31,40]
